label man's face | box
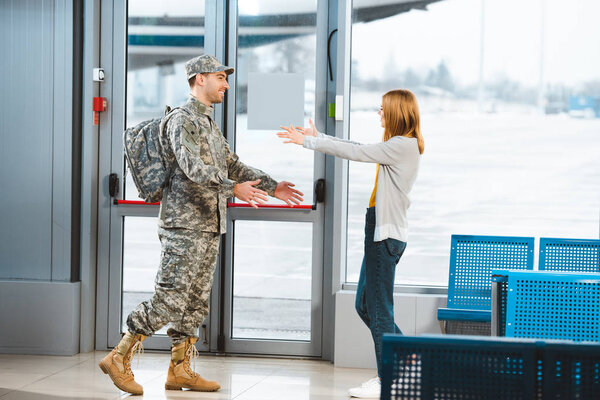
[200,72,230,104]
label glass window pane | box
[234,1,317,205]
[121,217,167,335]
[232,221,312,341]
[348,0,600,285]
[124,1,206,200]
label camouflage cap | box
[185,55,234,80]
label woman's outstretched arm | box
[283,119,364,146]
[277,123,408,165]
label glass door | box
[220,0,326,356]
[98,0,328,357]
[102,0,213,351]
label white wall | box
[0,281,80,355]
[334,290,446,369]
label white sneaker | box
[348,377,381,398]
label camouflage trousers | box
[127,227,220,345]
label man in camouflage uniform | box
[99,55,304,395]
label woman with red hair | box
[278,89,424,398]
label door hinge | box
[217,334,225,352]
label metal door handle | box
[201,324,208,345]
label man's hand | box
[274,181,304,207]
[234,179,268,209]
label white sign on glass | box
[247,72,305,130]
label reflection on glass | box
[347,0,600,285]
[121,217,166,335]
[234,1,317,205]
[124,1,206,200]
[232,221,312,341]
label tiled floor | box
[0,352,375,399]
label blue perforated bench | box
[539,237,600,272]
[491,269,510,336]
[381,335,538,400]
[381,334,600,400]
[491,270,600,341]
[437,235,534,335]
[544,340,600,398]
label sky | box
[128,0,600,88]
[352,0,600,87]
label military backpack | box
[123,106,190,203]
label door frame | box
[96,0,220,352]
[215,0,330,357]
[94,0,336,358]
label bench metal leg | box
[491,281,499,336]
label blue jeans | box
[355,207,407,377]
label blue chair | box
[438,235,534,335]
[380,334,538,400]
[539,237,600,272]
[544,341,600,399]
[505,270,600,341]
[381,334,600,400]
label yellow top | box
[368,164,379,207]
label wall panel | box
[0,0,72,281]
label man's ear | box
[195,74,205,87]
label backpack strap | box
[158,106,199,186]
[159,106,198,134]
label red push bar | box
[116,200,312,209]
[117,200,160,205]
[227,203,313,210]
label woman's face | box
[378,106,385,128]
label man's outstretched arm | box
[222,138,304,206]
[168,116,236,197]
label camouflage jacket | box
[158,95,278,233]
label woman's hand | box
[276,124,305,145]
[277,118,319,145]
[295,118,317,137]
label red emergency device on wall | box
[93,97,107,125]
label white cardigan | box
[303,132,420,242]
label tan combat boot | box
[164,337,220,392]
[98,332,146,395]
